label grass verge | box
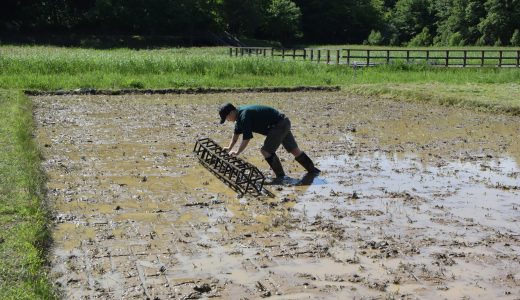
[0,90,56,299]
[345,83,520,116]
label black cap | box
[219,103,236,124]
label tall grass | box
[0,91,56,299]
[1,46,519,91]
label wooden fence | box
[229,47,520,67]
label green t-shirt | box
[234,105,284,139]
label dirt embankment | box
[34,92,520,299]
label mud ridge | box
[24,86,340,96]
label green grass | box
[4,45,519,114]
[1,46,518,89]
[0,90,56,299]
[345,83,520,115]
[1,46,351,89]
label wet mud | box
[33,92,520,299]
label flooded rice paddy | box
[33,92,520,299]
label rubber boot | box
[295,152,321,174]
[265,153,285,178]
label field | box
[1,45,520,299]
[33,91,520,299]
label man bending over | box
[219,103,320,180]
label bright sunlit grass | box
[0,90,56,299]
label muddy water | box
[33,92,520,299]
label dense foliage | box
[1,0,519,46]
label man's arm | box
[224,133,240,152]
[230,138,250,156]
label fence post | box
[499,50,503,67]
[406,50,410,63]
[367,50,370,67]
[336,49,340,65]
[327,50,330,64]
[481,50,485,67]
[426,50,430,64]
[303,49,307,61]
[282,48,285,60]
[463,50,467,67]
[386,50,390,64]
[310,49,314,61]
[293,49,296,60]
[517,50,520,67]
[445,50,449,67]
[229,48,233,57]
[263,49,266,57]
[347,49,351,66]
[318,50,321,63]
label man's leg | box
[263,152,285,178]
[295,152,321,174]
[282,130,320,174]
[262,120,289,178]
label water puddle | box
[295,153,519,233]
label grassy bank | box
[0,91,56,299]
[346,83,520,115]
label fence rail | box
[229,47,520,67]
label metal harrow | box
[194,137,269,196]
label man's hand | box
[231,139,250,157]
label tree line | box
[1,0,519,46]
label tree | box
[388,0,435,45]
[264,0,302,44]
[478,0,520,45]
[221,0,270,36]
[408,27,432,46]
[0,0,76,34]
[86,0,220,36]
[294,0,384,44]
[433,0,484,45]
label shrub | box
[408,27,432,46]
[510,30,520,46]
[367,30,384,45]
[448,32,463,46]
